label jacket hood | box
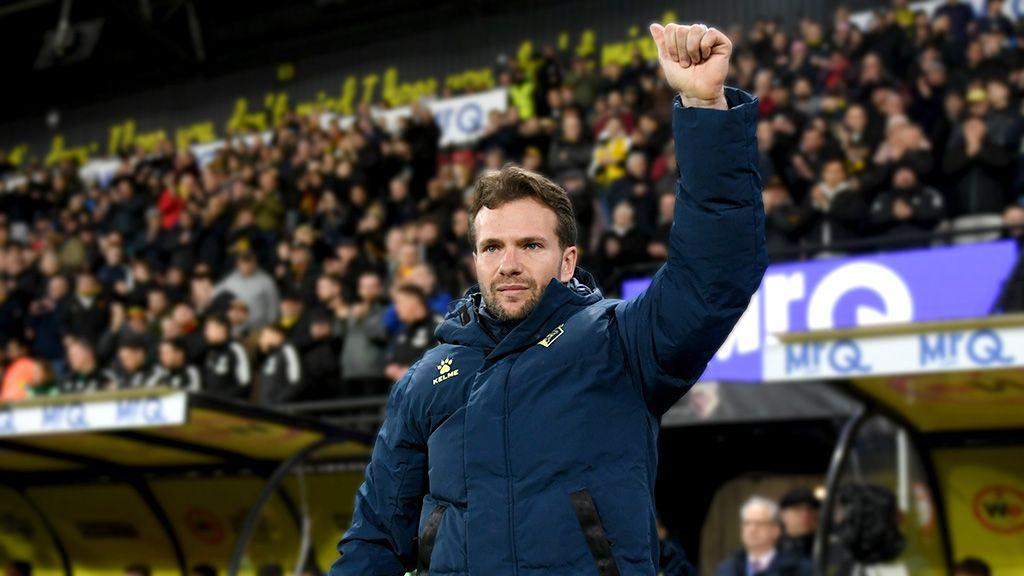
[435,266,603,358]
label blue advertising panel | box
[621,240,1020,382]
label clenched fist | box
[650,23,731,110]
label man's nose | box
[498,248,522,275]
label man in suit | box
[715,496,811,576]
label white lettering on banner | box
[322,88,507,146]
[715,261,913,361]
[918,329,1016,368]
[764,326,1024,381]
[807,263,913,330]
[0,392,187,437]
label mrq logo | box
[661,241,1017,381]
[784,339,872,376]
[919,329,1015,368]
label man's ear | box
[559,246,578,283]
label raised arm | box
[616,23,767,415]
[329,362,427,576]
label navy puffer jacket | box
[331,87,766,576]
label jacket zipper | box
[503,365,519,574]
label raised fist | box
[650,23,731,110]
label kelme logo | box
[433,358,459,385]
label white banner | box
[764,326,1024,381]
[74,88,508,188]
[320,87,508,147]
[0,391,188,437]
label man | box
[255,323,305,405]
[300,311,341,398]
[214,249,280,330]
[869,166,944,246]
[61,338,113,394]
[330,23,766,575]
[110,334,158,390]
[715,497,810,576]
[384,285,440,382]
[777,487,820,560]
[338,271,390,398]
[61,272,111,343]
[201,314,252,399]
[150,338,201,391]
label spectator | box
[594,201,651,285]
[201,314,251,399]
[944,89,1013,218]
[61,272,111,344]
[339,271,389,397]
[110,334,157,389]
[1,337,37,401]
[777,487,821,561]
[605,151,656,233]
[300,311,341,397]
[214,249,280,331]
[870,166,945,245]
[382,262,452,334]
[934,0,975,44]
[62,337,112,394]
[150,338,201,391]
[714,496,810,576]
[384,284,439,382]
[657,517,696,576]
[800,158,866,255]
[27,275,71,368]
[548,113,593,179]
[763,178,804,257]
[255,323,304,405]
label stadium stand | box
[1,0,1024,411]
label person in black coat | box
[714,496,811,576]
[870,166,945,247]
[201,315,252,399]
[151,338,201,391]
[777,487,821,561]
[255,323,305,406]
[299,312,341,399]
[384,285,439,383]
[799,159,866,255]
[61,272,111,344]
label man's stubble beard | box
[482,279,546,323]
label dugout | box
[769,314,1024,576]
[0,389,373,576]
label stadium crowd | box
[3,0,1024,403]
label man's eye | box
[526,242,541,250]
[484,245,498,253]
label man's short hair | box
[469,165,578,250]
[740,495,780,522]
[394,284,429,309]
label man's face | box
[473,198,576,322]
[204,321,228,343]
[780,504,819,538]
[358,274,382,302]
[741,503,781,554]
[158,344,182,368]
[119,347,145,372]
